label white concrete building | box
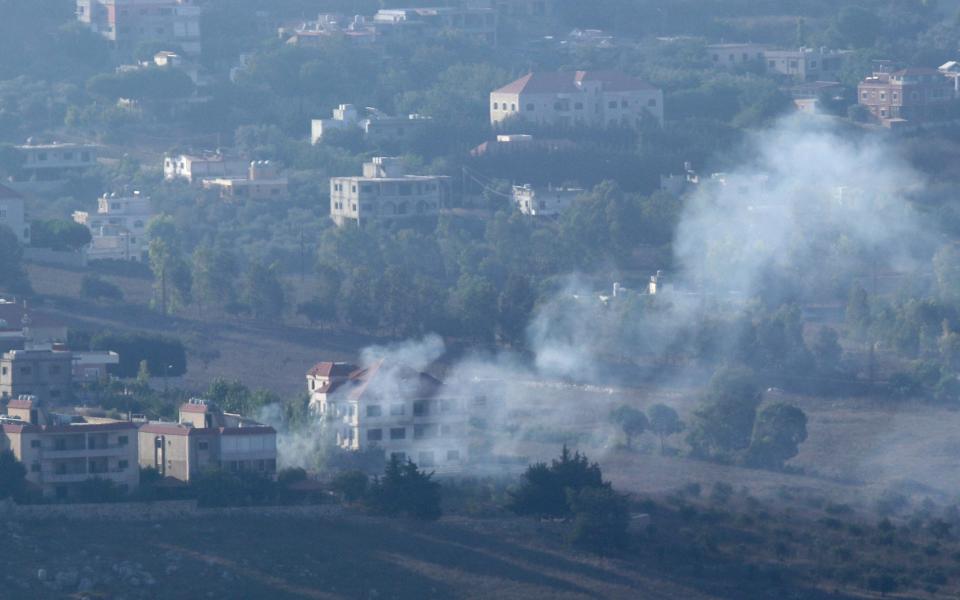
[490,70,664,128]
[311,104,431,145]
[307,361,468,470]
[0,184,29,244]
[15,141,99,181]
[706,43,769,68]
[512,184,582,217]
[764,47,849,81]
[330,157,450,227]
[939,61,960,98]
[73,191,153,262]
[163,152,246,183]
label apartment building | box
[311,104,432,145]
[201,161,288,201]
[138,399,277,482]
[512,184,582,217]
[0,184,29,244]
[764,47,848,81]
[76,0,202,56]
[0,348,73,405]
[0,396,139,499]
[15,141,99,182]
[329,157,450,227]
[307,361,468,470]
[163,152,247,183]
[858,68,954,124]
[73,191,153,262]
[490,70,664,128]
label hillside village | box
[5,1,960,598]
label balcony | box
[41,444,130,459]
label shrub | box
[567,486,629,555]
[366,456,441,520]
[508,446,604,518]
[80,274,123,302]
[332,470,369,503]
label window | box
[510,104,516,111]
[414,424,437,440]
[574,102,583,110]
[118,460,129,470]
[647,98,657,107]
[492,102,499,110]
[368,428,383,441]
[198,441,208,450]
[49,365,61,375]
[30,440,40,448]
[118,435,128,446]
[861,91,868,99]
[390,427,406,440]
[789,60,798,69]
[413,401,429,417]
[389,403,405,416]
[418,451,435,467]
[447,450,460,462]
[366,405,382,417]
[621,100,628,108]
[1,367,6,376]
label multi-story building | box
[490,70,664,128]
[0,184,29,244]
[0,396,139,499]
[76,0,202,56]
[764,47,848,81]
[283,14,378,47]
[311,104,432,145]
[0,348,73,404]
[73,191,153,262]
[307,360,468,470]
[201,161,288,201]
[329,157,450,227]
[15,141,99,182]
[373,6,498,45]
[163,152,247,183]
[858,68,954,124]
[512,184,582,217]
[706,43,769,68]
[138,399,277,482]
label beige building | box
[307,360,468,470]
[138,399,277,482]
[490,70,664,128]
[330,157,450,227]
[163,152,246,183]
[73,191,153,262]
[201,161,288,201]
[1,396,139,499]
[512,184,582,217]
[0,348,73,405]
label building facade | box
[1,397,139,499]
[764,47,848,81]
[163,152,247,183]
[15,141,98,182]
[512,184,582,216]
[0,184,29,244]
[490,70,664,128]
[329,157,450,227]
[706,43,769,68]
[73,191,153,262]
[138,399,277,482]
[307,361,468,470]
[0,348,73,404]
[858,68,954,124]
[311,104,431,145]
[201,161,288,201]
[76,0,202,56]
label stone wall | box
[0,499,345,521]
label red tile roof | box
[493,70,658,95]
[308,361,359,378]
[6,398,35,409]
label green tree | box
[244,260,285,320]
[647,403,682,454]
[567,486,630,555]
[497,273,536,346]
[192,244,238,315]
[608,405,648,449]
[744,403,808,470]
[0,449,26,501]
[30,219,91,251]
[80,274,123,302]
[0,225,30,294]
[687,367,762,459]
[366,455,441,520]
[509,446,605,518]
